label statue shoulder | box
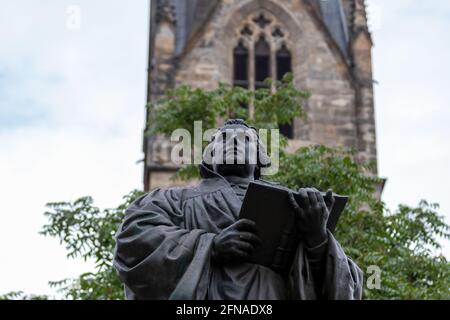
[146,182,207,203]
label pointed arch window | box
[276,44,292,81]
[277,44,293,138]
[232,13,294,139]
[233,40,249,89]
[254,36,271,89]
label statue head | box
[202,119,271,179]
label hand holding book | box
[289,188,334,248]
[212,219,262,265]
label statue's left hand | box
[289,188,333,248]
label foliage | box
[149,74,307,137]
[38,190,145,300]
[0,291,49,300]
[274,146,449,299]
[150,74,305,181]
[6,74,448,300]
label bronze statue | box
[113,119,363,300]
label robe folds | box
[113,166,363,300]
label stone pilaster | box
[351,0,378,174]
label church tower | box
[143,0,379,191]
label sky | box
[0,0,449,296]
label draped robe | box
[113,166,363,300]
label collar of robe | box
[196,163,252,196]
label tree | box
[40,190,145,300]
[5,75,448,299]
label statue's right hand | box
[212,219,261,265]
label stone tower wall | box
[145,0,378,190]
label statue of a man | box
[113,119,363,300]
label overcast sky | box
[0,0,449,296]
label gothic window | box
[276,44,292,81]
[277,44,293,138]
[254,36,271,89]
[233,40,249,89]
[232,12,294,139]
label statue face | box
[210,124,258,178]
